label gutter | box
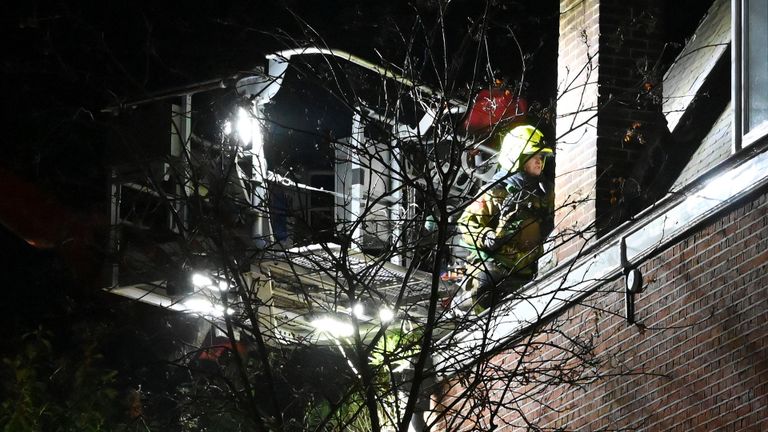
[267,47,466,107]
[101,77,235,113]
[102,47,464,114]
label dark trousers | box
[467,261,534,310]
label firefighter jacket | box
[459,170,554,273]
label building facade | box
[434,0,768,429]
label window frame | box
[735,0,768,150]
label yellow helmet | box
[498,125,552,172]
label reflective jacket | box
[459,171,553,273]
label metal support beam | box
[390,137,404,266]
[108,169,122,287]
[248,102,273,247]
[170,95,192,233]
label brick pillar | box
[595,0,666,233]
[555,0,600,261]
[555,0,665,262]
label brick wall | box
[555,0,666,261]
[435,188,768,431]
[555,0,600,260]
[595,0,666,232]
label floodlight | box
[311,317,354,338]
[378,306,394,323]
[352,303,366,319]
[183,298,233,317]
[191,273,213,288]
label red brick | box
[436,187,768,430]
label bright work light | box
[352,303,366,319]
[191,272,230,292]
[182,298,233,317]
[191,273,213,288]
[378,306,394,323]
[311,316,354,338]
[236,107,255,145]
[221,106,262,149]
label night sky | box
[2,0,558,198]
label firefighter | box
[458,125,554,312]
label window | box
[739,0,768,146]
[745,1,768,132]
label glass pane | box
[746,0,768,132]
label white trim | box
[743,120,768,147]
[740,0,768,147]
[733,0,743,152]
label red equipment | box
[462,88,528,134]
